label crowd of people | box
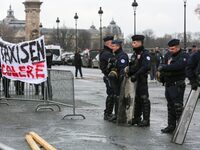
[99,34,200,134]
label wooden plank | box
[25,134,41,150]
[172,88,200,144]
[29,132,56,150]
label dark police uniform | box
[108,40,129,121]
[186,50,200,90]
[99,36,115,120]
[128,35,151,127]
[159,39,188,133]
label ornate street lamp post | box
[98,7,103,50]
[39,22,43,36]
[183,0,187,50]
[132,0,138,35]
[74,13,79,53]
[56,17,60,45]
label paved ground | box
[0,65,200,150]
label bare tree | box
[47,26,75,52]
[78,30,91,50]
[143,29,155,48]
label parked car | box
[82,49,100,67]
[91,54,100,68]
[64,54,75,65]
[45,45,63,65]
[61,52,74,65]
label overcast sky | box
[0,0,200,37]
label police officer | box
[158,39,188,133]
[125,35,151,127]
[186,47,200,90]
[108,39,129,122]
[99,36,115,120]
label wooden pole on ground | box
[25,134,41,150]
[29,132,56,150]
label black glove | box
[131,75,137,82]
[191,80,198,91]
[107,57,117,71]
[108,71,118,80]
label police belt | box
[165,80,185,87]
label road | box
[0,65,199,150]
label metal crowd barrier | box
[0,69,85,119]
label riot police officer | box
[186,48,200,90]
[158,39,188,133]
[99,36,115,120]
[108,39,129,122]
[125,35,151,127]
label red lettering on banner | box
[11,66,19,77]
[27,65,34,78]
[6,65,11,76]
[1,64,6,76]
[1,63,46,79]
[19,66,26,77]
[35,62,45,78]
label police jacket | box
[113,48,129,76]
[99,46,113,76]
[186,50,200,81]
[130,47,151,78]
[162,49,187,83]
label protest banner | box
[0,36,47,84]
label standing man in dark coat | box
[41,48,53,100]
[99,36,115,120]
[74,50,83,78]
[125,35,151,127]
[149,49,157,80]
[0,60,10,98]
[155,47,163,69]
[158,39,188,133]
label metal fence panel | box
[49,69,74,105]
[0,69,85,118]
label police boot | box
[109,96,119,123]
[161,104,176,134]
[138,97,151,127]
[132,97,142,125]
[174,103,183,122]
[104,96,114,120]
